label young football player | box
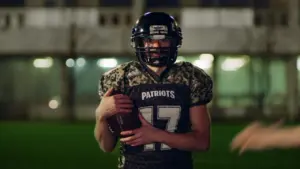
[94,12,213,169]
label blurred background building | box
[0,0,299,121]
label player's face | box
[143,39,171,58]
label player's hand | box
[96,88,133,121]
[120,114,161,146]
[231,120,283,154]
[230,121,263,151]
[237,130,274,154]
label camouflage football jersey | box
[98,61,213,169]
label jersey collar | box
[139,62,173,83]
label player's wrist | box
[96,108,112,122]
[97,113,108,122]
[155,129,169,143]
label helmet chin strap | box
[137,53,166,70]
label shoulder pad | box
[99,62,133,97]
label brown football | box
[106,89,141,137]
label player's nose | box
[152,41,160,48]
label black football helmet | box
[131,12,182,67]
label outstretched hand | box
[230,120,284,154]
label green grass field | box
[0,121,299,169]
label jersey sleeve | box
[98,65,125,100]
[190,66,213,107]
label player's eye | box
[143,39,171,47]
[159,40,171,47]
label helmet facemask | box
[132,34,179,67]
[131,13,182,67]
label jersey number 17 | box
[139,105,181,151]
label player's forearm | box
[266,126,300,148]
[94,117,118,152]
[156,130,210,151]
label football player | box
[231,121,300,154]
[94,12,213,169]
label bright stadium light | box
[193,54,214,70]
[76,57,86,67]
[193,59,212,70]
[221,57,248,71]
[176,56,186,63]
[199,53,214,61]
[33,57,53,68]
[48,99,59,109]
[66,58,75,67]
[97,58,118,68]
[48,96,61,110]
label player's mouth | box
[151,53,160,58]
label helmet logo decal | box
[149,25,168,35]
